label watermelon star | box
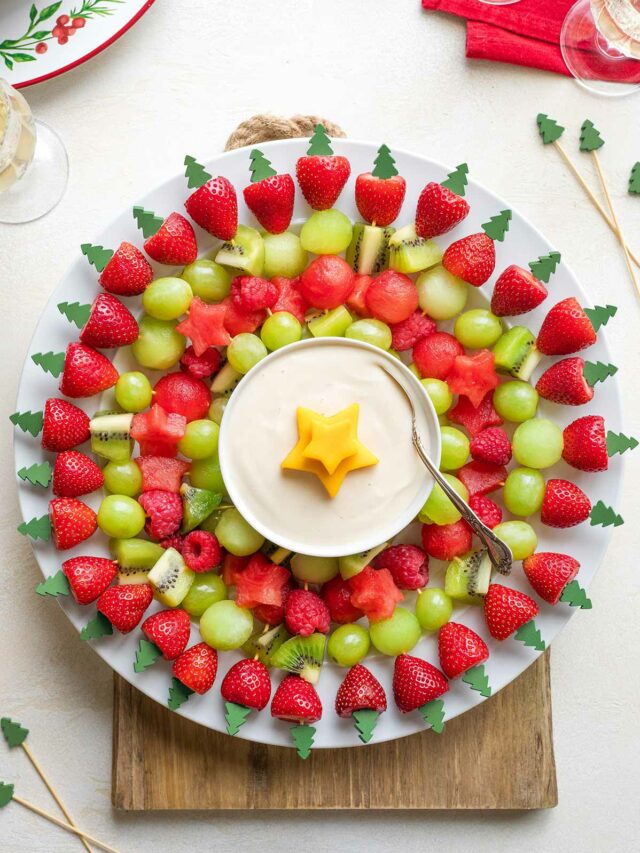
[447,350,500,408]
[176,297,231,355]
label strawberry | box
[271,675,322,723]
[335,664,387,717]
[448,391,503,437]
[541,479,591,528]
[442,232,495,287]
[438,622,489,679]
[355,173,406,227]
[99,241,153,296]
[562,415,608,472]
[172,643,218,694]
[446,350,500,408]
[470,427,512,466]
[415,182,470,239]
[271,276,309,324]
[296,155,350,210]
[138,490,183,540]
[522,552,580,605]
[59,343,118,398]
[537,297,596,356]
[62,556,116,604]
[484,583,538,641]
[184,175,238,241]
[141,609,191,660]
[469,495,502,529]
[490,265,548,317]
[42,398,90,452]
[52,450,104,497]
[143,212,198,265]
[422,520,472,561]
[244,173,295,234]
[176,297,231,353]
[458,460,507,496]
[79,293,139,349]
[221,658,272,711]
[536,358,594,406]
[392,654,449,713]
[49,497,97,550]
[97,583,153,633]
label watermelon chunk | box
[421,520,472,561]
[271,276,309,324]
[234,553,291,609]
[457,460,507,496]
[448,391,502,437]
[346,274,373,317]
[222,553,250,587]
[136,456,190,493]
[348,566,404,623]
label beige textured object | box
[224,113,346,151]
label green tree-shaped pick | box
[482,209,512,242]
[580,120,605,152]
[10,410,43,437]
[184,155,212,189]
[352,709,379,743]
[248,148,277,183]
[57,301,91,329]
[371,144,398,179]
[0,782,14,808]
[167,678,193,710]
[606,431,638,456]
[419,699,446,734]
[17,515,51,541]
[560,580,592,609]
[441,163,469,197]
[583,361,618,387]
[590,501,623,528]
[133,206,163,238]
[1,718,28,748]
[225,701,252,735]
[537,114,565,145]
[133,639,161,673]
[35,571,70,598]
[629,162,640,195]
[584,304,617,332]
[18,462,52,487]
[80,612,113,641]
[462,664,491,697]
[80,243,114,272]
[529,251,561,283]
[514,620,546,651]
[306,124,334,156]
[31,351,65,378]
[290,723,315,759]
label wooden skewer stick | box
[11,794,121,853]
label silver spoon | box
[378,363,513,575]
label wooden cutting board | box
[112,651,557,810]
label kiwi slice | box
[339,542,389,580]
[242,623,290,666]
[307,305,353,338]
[117,568,150,585]
[493,326,542,381]
[444,550,492,605]
[180,483,222,533]
[271,633,326,684]
[215,224,264,276]
[110,537,164,571]
[148,547,195,607]
[388,224,442,275]
[90,412,133,463]
[211,363,243,397]
[346,223,394,275]
[262,544,292,565]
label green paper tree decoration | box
[225,701,252,735]
[10,410,43,437]
[606,431,638,457]
[560,580,592,609]
[482,209,512,242]
[31,351,65,378]
[536,114,565,145]
[580,120,604,152]
[35,571,69,598]
[248,149,277,183]
[352,708,379,744]
[168,677,193,710]
[17,462,52,488]
[80,612,113,642]
[419,699,446,734]
[306,124,333,156]
[514,620,546,651]
[290,723,315,759]
[584,360,618,387]
[590,500,623,528]
[80,243,114,272]
[184,154,212,189]
[462,664,491,697]
[584,304,617,332]
[1,717,28,748]
[17,515,50,541]
[133,206,163,239]
[441,163,469,197]
[57,301,91,329]
[629,162,640,195]
[0,782,14,808]
[133,639,161,673]
[528,251,561,283]
[371,144,398,179]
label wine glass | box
[0,79,68,224]
[561,0,640,96]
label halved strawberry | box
[135,456,190,493]
[244,172,295,234]
[446,350,500,408]
[421,520,472,561]
[221,658,272,711]
[484,583,538,641]
[438,622,489,679]
[271,674,322,722]
[448,391,503,437]
[522,552,580,604]
[49,497,97,550]
[537,297,597,356]
[562,415,608,472]
[59,343,118,398]
[62,556,116,604]
[42,398,90,452]
[176,296,231,353]
[141,609,191,660]
[536,358,594,406]
[234,553,291,609]
[335,664,387,717]
[80,293,139,349]
[355,173,406,227]
[52,450,104,497]
[392,654,448,713]
[172,643,218,694]
[143,212,198,265]
[97,583,153,633]
[99,242,153,296]
[442,233,495,287]
[457,460,507,496]
[541,479,591,528]
[185,176,238,241]
[415,182,469,239]
[491,265,548,317]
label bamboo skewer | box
[11,794,121,853]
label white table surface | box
[1,1,639,850]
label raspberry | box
[231,276,278,313]
[389,310,437,351]
[285,589,331,636]
[321,576,364,624]
[180,345,222,379]
[160,533,185,552]
[182,530,222,572]
[470,427,512,466]
[373,545,428,590]
[468,495,502,529]
[139,490,183,540]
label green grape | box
[454,309,503,348]
[419,474,468,525]
[421,378,453,415]
[181,259,231,302]
[290,554,339,584]
[227,333,268,374]
[208,397,227,425]
[198,509,225,534]
[415,588,453,632]
[416,265,468,320]
[142,276,193,320]
[103,460,142,497]
[493,521,537,560]
[369,607,422,656]
[263,231,308,278]
[503,467,545,516]
[177,419,220,460]
[115,372,153,413]
[189,456,225,493]
[328,624,370,667]
[345,318,392,350]
[307,305,352,337]
[199,599,254,650]
[493,381,539,423]
[182,572,227,617]
[215,508,264,556]
[439,426,470,471]
[300,210,353,255]
[260,311,302,351]
[132,315,185,371]
[97,494,145,539]
[513,418,563,469]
